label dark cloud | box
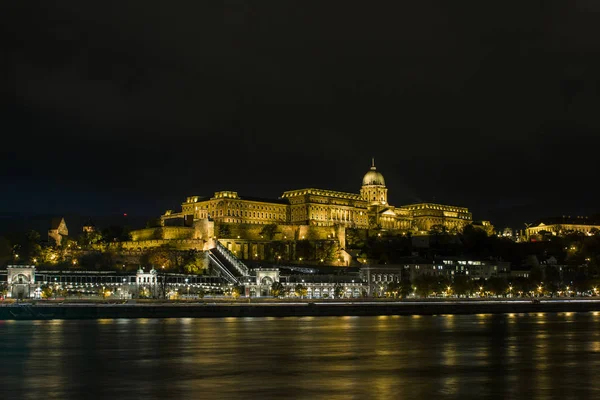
[2,1,600,227]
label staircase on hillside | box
[208,241,249,285]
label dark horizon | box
[3,2,600,230]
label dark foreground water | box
[2,313,600,399]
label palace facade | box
[526,216,600,238]
[161,160,472,234]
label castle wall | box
[216,223,338,242]
[193,218,214,240]
[130,227,194,241]
[117,239,207,251]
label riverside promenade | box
[3,299,600,320]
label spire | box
[371,157,376,170]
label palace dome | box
[362,163,385,186]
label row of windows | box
[191,201,285,213]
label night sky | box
[3,2,600,230]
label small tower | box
[48,217,68,246]
[82,218,96,233]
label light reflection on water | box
[1,313,600,399]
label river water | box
[2,313,600,399]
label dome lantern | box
[362,158,385,186]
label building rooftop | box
[532,216,600,227]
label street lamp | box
[185,278,189,298]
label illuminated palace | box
[161,160,472,233]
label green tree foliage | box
[511,277,533,296]
[5,230,42,263]
[544,265,561,294]
[271,281,286,298]
[260,224,278,240]
[385,281,400,298]
[152,228,164,240]
[41,285,54,299]
[414,275,437,298]
[429,224,448,235]
[269,241,287,262]
[78,231,103,247]
[485,277,508,297]
[529,265,543,285]
[317,241,339,262]
[101,226,132,243]
[295,240,315,261]
[334,283,344,299]
[460,225,490,257]
[346,228,366,248]
[399,279,413,298]
[217,224,232,238]
[294,284,308,298]
[452,275,472,297]
[231,285,243,299]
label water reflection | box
[1,313,600,399]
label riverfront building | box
[526,216,600,238]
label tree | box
[217,224,232,238]
[142,246,173,270]
[294,284,308,299]
[453,275,472,297]
[485,277,508,297]
[0,282,8,298]
[399,279,413,298]
[98,287,110,299]
[260,224,278,240]
[512,277,533,297]
[346,228,366,249]
[152,228,164,240]
[181,250,205,274]
[6,230,42,263]
[414,275,436,298]
[317,241,339,262]
[271,281,286,298]
[529,265,543,286]
[101,226,132,242]
[544,265,561,295]
[385,281,400,298]
[429,224,448,235]
[41,285,53,299]
[232,285,243,299]
[334,283,344,299]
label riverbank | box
[3,299,600,320]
